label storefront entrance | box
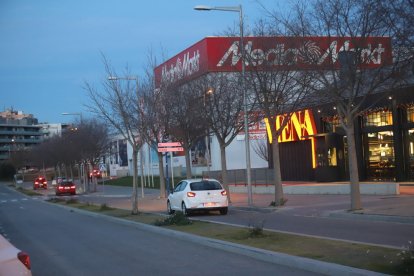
[365,131,396,181]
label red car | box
[33,177,47,190]
[89,169,101,179]
[55,181,76,196]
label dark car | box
[55,181,76,196]
[33,176,47,190]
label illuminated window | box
[407,107,414,123]
[363,109,392,127]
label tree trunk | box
[345,121,362,210]
[220,144,231,202]
[272,137,284,205]
[140,149,145,198]
[131,148,139,214]
[185,149,192,179]
[158,152,166,198]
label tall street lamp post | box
[194,4,252,205]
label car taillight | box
[71,185,75,189]
[187,192,196,197]
[221,190,227,196]
[59,186,64,190]
[17,251,31,270]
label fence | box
[203,168,276,186]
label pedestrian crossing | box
[0,197,46,204]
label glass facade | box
[363,109,392,127]
[366,131,395,180]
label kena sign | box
[154,36,392,87]
[265,109,318,168]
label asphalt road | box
[0,183,320,276]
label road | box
[0,183,320,276]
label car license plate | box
[65,187,70,189]
[204,202,215,207]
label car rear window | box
[61,182,74,186]
[190,181,222,191]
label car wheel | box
[181,202,189,216]
[33,187,36,190]
[167,200,174,215]
[219,207,228,215]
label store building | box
[152,36,413,182]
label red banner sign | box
[158,147,184,153]
[154,36,392,87]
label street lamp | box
[194,4,253,205]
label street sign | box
[99,163,106,171]
[158,147,184,153]
[158,142,182,147]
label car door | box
[170,181,184,210]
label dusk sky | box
[0,0,288,124]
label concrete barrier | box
[229,183,400,195]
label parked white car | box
[0,234,32,275]
[167,178,228,215]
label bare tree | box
[194,72,249,202]
[139,51,168,198]
[242,33,314,205]
[273,0,412,210]
[84,56,143,215]
[252,138,269,162]
[160,80,209,179]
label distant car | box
[167,178,228,216]
[89,169,101,179]
[0,234,32,275]
[33,176,47,190]
[55,181,76,196]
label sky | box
[0,0,289,124]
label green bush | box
[66,198,79,205]
[248,221,266,238]
[99,203,113,211]
[269,197,288,207]
[154,212,192,226]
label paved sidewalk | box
[82,184,414,224]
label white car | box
[167,178,228,215]
[0,234,32,275]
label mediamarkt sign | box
[154,36,392,87]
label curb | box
[47,201,386,276]
[328,210,414,225]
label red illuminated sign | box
[155,36,392,87]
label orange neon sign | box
[265,109,317,168]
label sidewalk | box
[87,184,414,223]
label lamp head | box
[194,5,212,11]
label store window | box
[366,131,395,180]
[408,130,414,179]
[363,109,393,127]
[407,107,414,123]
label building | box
[149,36,413,182]
[0,109,42,162]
